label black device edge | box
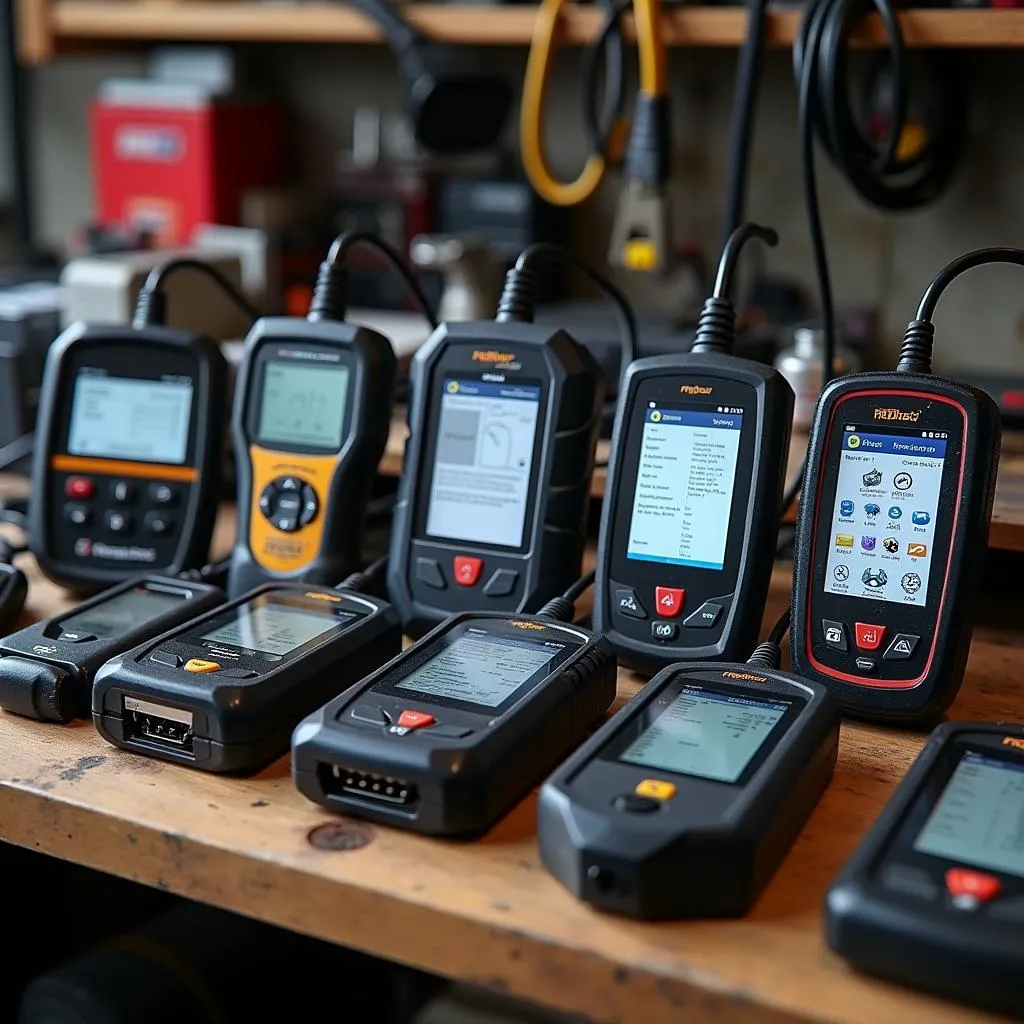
[790,372,1000,722]
[593,353,794,672]
[227,318,398,597]
[28,323,228,594]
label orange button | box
[397,710,436,730]
[183,659,221,674]
[453,556,483,587]
[946,868,1002,903]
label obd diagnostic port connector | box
[123,696,195,754]
[318,764,418,808]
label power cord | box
[495,242,639,379]
[336,553,390,594]
[308,231,438,330]
[538,569,596,623]
[746,608,791,670]
[177,556,233,588]
[133,259,261,330]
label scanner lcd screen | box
[60,586,187,639]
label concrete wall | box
[22,45,1024,370]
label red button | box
[397,710,436,730]
[946,868,1002,903]
[453,556,483,587]
[65,476,94,500]
[654,587,685,618]
[854,622,886,651]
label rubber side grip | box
[0,656,77,722]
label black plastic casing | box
[227,318,397,597]
[93,583,401,775]
[29,323,228,594]
[0,564,28,636]
[593,354,794,672]
[538,662,839,919]
[292,612,617,836]
[791,373,1000,722]
[387,321,605,638]
[826,722,1024,1019]
[0,575,225,723]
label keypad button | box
[273,514,299,533]
[57,631,96,644]
[683,601,723,629]
[276,493,302,516]
[104,510,133,535]
[654,586,686,618]
[65,476,94,500]
[613,794,660,814]
[110,480,136,505]
[415,557,446,590]
[430,725,473,739]
[651,621,678,642]
[484,569,518,597]
[881,864,940,901]
[64,503,91,526]
[884,633,920,660]
[300,485,318,525]
[259,485,276,517]
[855,657,877,673]
[453,556,483,587]
[822,619,848,651]
[614,587,647,620]
[149,483,179,506]
[279,476,301,492]
[144,511,175,537]
[149,650,183,668]
[348,704,392,726]
[855,622,886,651]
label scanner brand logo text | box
[873,408,921,422]
[722,671,767,683]
[1002,737,1024,751]
[472,350,517,363]
[509,621,546,631]
[680,385,713,395]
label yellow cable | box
[633,0,667,97]
[521,0,628,207]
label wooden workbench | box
[0,501,1019,1023]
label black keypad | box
[260,476,317,533]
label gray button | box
[300,485,318,525]
[273,515,299,533]
[149,650,182,668]
[415,557,446,590]
[279,476,301,492]
[276,494,302,516]
[822,619,848,651]
[105,510,132,534]
[855,657,877,673]
[684,602,723,629]
[881,863,940,901]
[144,511,175,536]
[484,569,518,598]
[219,668,257,680]
[615,588,647,619]
[57,631,96,644]
[884,633,920,660]
[259,485,275,517]
[348,704,391,726]
[613,794,659,814]
[110,480,136,505]
[149,483,179,506]
[651,621,678,642]
[989,896,1024,922]
[64,504,91,526]
[430,725,473,739]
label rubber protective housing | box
[387,321,604,637]
[791,372,1000,722]
[593,354,793,672]
[292,612,617,836]
[537,662,839,919]
[0,575,225,722]
[825,722,1024,1019]
[227,318,397,597]
[29,323,227,594]
[93,583,401,774]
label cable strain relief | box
[691,296,737,354]
[132,289,167,330]
[747,642,781,671]
[335,571,369,594]
[495,267,535,323]
[307,260,348,323]
[897,320,935,374]
[537,596,573,623]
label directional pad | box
[259,476,318,533]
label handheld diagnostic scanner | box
[387,244,634,637]
[93,580,401,774]
[292,574,617,836]
[0,574,225,722]
[29,321,228,594]
[593,225,794,672]
[826,722,1024,1019]
[792,249,1009,723]
[538,612,839,919]
[227,234,428,597]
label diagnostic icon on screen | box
[888,506,903,520]
[865,503,880,517]
[883,537,899,553]
[862,469,883,488]
[894,472,913,491]
[901,572,922,594]
[833,564,850,581]
[862,568,888,589]
[840,500,855,517]
[912,511,931,526]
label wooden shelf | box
[20,1,1024,64]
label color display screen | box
[425,379,541,549]
[618,687,790,783]
[395,631,560,709]
[823,425,946,606]
[626,405,744,571]
[257,360,350,450]
[201,604,346,657]
[67,372,193,465]
[914,752,1024,879]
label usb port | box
[317,764,418,807]
[123,696,194,755]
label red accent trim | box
[804,389,968,689]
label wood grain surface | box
[0,492,1018,1022]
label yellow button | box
[635,779,676,801]
[183,659,221,674]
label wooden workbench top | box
[0,503,1018,1023]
